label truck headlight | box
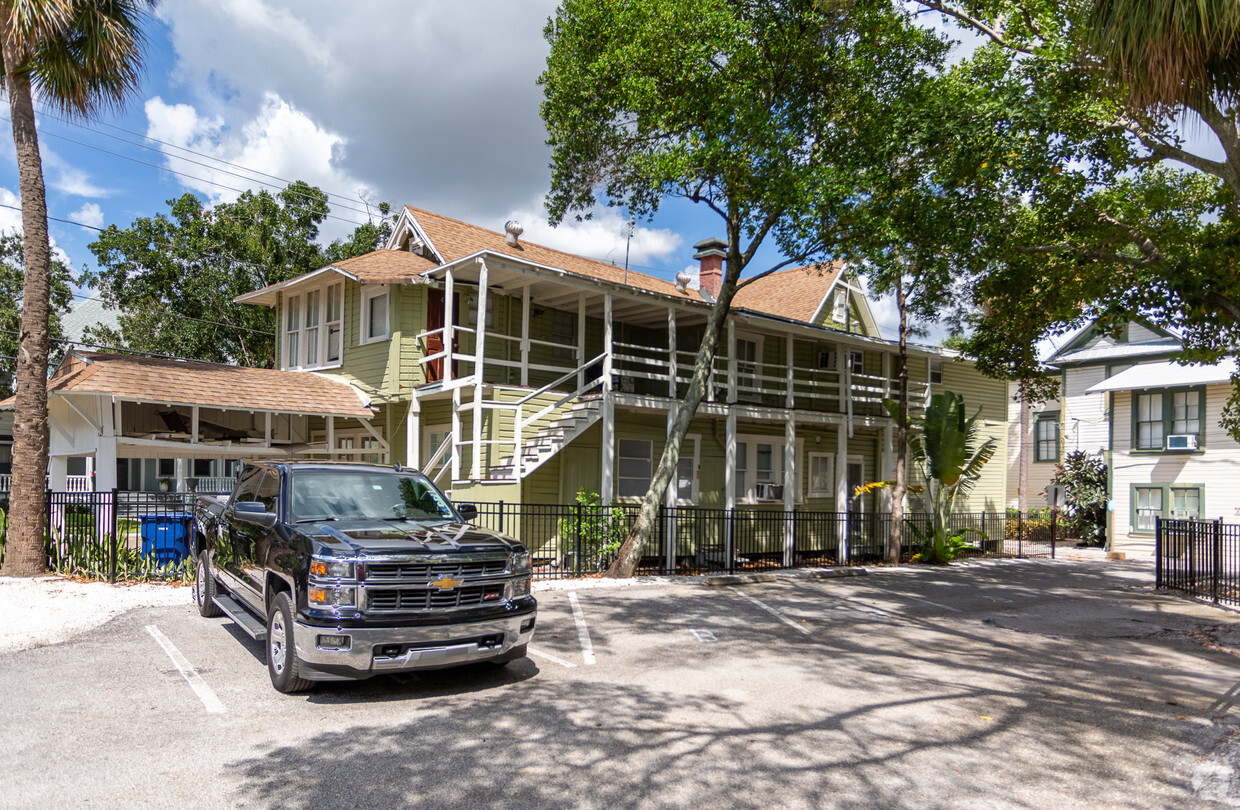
[511,551,531,575]
[509,576,531,598]
[308,586,357,608]
[310,558,355,579]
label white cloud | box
[69,203,104,230]
[512,206,683,269]
[39,146,112,198]
[145,94,373,239]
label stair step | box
[213,594,267,641]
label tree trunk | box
[605,232,747,578]
[1,27,53,577]
[885,273,908,565]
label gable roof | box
[7,352,373,418]
[732,263,844,322]
[1047,317,1182,366]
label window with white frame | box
[736,337,759,390]
[467,292,495,329]
[675,437,700,504]
[361,285,389,344]
[336,432,384,464]
[734,437,795,503]
[617,438,652,498]
[849,350,864,376]
[421,425,454,478]
[817,345,837,370]
[283,281,344,370]
[1132,483,1204,532]
[807,452,835,498]
[930,359,943,385]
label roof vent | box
[674,269,692,294]
[504,220,524,248]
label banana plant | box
[884,391,998,563]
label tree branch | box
[913,1,1035,57]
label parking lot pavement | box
[4,559,1240,808]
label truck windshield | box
[290,470,457,523]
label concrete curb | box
[696,567,869,587]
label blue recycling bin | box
[140,514,191,564]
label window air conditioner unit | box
[1166,434,1198,451]
[755,483,784,501]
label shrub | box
[1050,451,1108,546]
[557,489,629,572]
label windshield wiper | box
[295,516,340,523]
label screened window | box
[736,338,758,390]
[1133,486,1162,532]
[283,282,342,370]
[1133,388,1204,451]
[1135,393,1163,450]
[1171,391,1200,435]
[617,439,652,498]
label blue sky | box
[4,2,986,343]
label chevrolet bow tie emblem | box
[431,576,462,591]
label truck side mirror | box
[455,502,478,522]
[234,500,278,530]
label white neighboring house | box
[1008,318,1240,557]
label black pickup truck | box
[191,460,536,692]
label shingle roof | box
[731,262,842,322]
[18,352,373,417]
[405,206,698,301]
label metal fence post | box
[725,508,735,573]
[44,488,52,568]
[1214,517,1222,604]
[1154,515,1162,590]
[497,500,504,535]
[110,489,119,584]
[574,503,583,575]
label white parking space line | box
[735,591,813,635]
[567,591,597,665]
[527,646,578,668]
[690,629,718,643]
[146,625,225,715]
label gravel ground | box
[0,575,189,654]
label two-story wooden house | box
[237,207,1009,538]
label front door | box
[425,289,460,382]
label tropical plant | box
[885,391,998,564]
[1048,451,1108,546]
[557,489,628,573]
[3,0,155,577]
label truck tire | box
[194,551,222,618]
[267,591,314,693]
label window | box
[1131,483,1204,532]
[807,452,835,498]
[158,458,175,478]
[192,459,213,477]
[848,350,864,376]
[285,294,301,367]
[361,285,389,344]
[617,439,652,498]
[283,281,343,370]
[736,337,758,391]
[1034,412,1060,463]
[930,359,943,385]
[552,310,576,360]
[467,292,495,330]
[336,432,386,464]
[1133,388,1204,451]
[817,346,837,371]
[734,437,795,503]
[675,437,699,504]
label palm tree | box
[2,0,153,577]
[1083,0,1240,107]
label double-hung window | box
[285,294,301,368]
[807,452,835,498]
[735,437,793,503]
[618,439,653,498]
[1034,412,1060,463]
[1133,388,1204,451]
[1131,483,1205,533]
[361,285,389,344]
[283,281,344,370]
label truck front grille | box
[365,585,504,612]
[365,560,507,580]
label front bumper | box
[293,607,536,680]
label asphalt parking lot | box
[4,559,1240,808]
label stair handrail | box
[512,351,607,407]
[422,433,454,484]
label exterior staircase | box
[489,396,602,480]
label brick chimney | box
[693,237,727,300]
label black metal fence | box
[467,502,1057,580]
[0,489,231,580]
[1156,517,1240,607]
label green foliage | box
[886,391,997,563]
[557,490,628,573]
[81,182,389,367]
[1049,451,1108,545]
[0,231,73,398]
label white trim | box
[360,284,390,345]
[807,451,836,498]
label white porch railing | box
[0,474,92,493]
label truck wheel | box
[267,592,314,693]
[194,551,222,618]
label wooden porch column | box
[443,270,455,386]
[472,258,490,479]
[49,456,68,490]
[406,397,420,468]
[726,320,737,403]
[785,336,795,409]
[451,387,462,482]
[783,413,796,567]
[600,294,615,504]
[326,416,334,457]
[191,405,200,445]
[725,408,737,511]
[837,423,849,562]
[577,293,587,390]
[520,285,531,387]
